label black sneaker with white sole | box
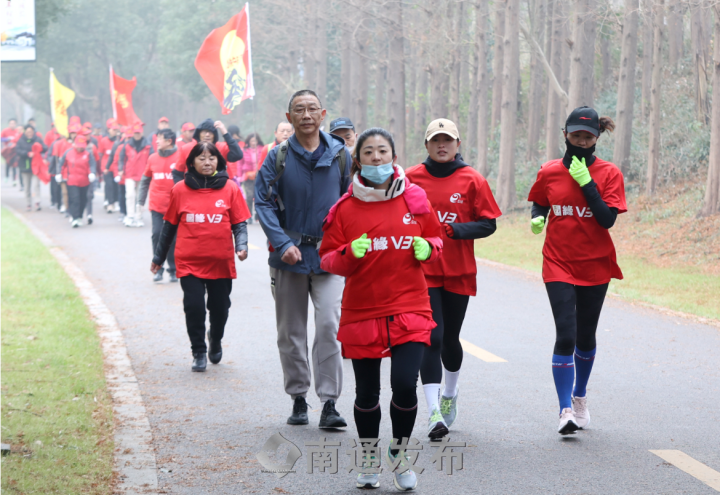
[287,397,309,425]
[319,399,347,428]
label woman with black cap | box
[151,142,251,372]
[527,106,626,435]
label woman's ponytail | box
[598,116,616,134]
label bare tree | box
[314,2,328,103]
[646,0,664,195]
[374,43,388,126]
[449,1,463,123]
[700,4,720,216]
[407,44,417,143]
[491,4,506,128]
[341,22,353,116]
[667,0,681,69]
[613,0,639,175]
[566,0,597,113]
[497,0,520,211]
[417,63,429,135]
[352,19,369,132]
[473,0,491,175]
[387,0,406,165]
[545,0,566,159]
[691,0,710,124]
[526,0,547,161]
[641,1,654,120]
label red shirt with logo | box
[406,164,502,296]
[143,149,181,215]
[164,180,251,279]
[319,195,443,326]
[527,157,627,286]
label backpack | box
[263,140,348,211]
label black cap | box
[329,117,354,133]
[565,106,599,137]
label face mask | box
[565,139,595,162]
[360,162,394,184]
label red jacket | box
[120,140,150,181]
[143,149,180,215]
[60,147,96,187]
[98,136,117,171]
[31,142,51,184]
[319,167,443,359]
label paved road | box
[3,183,720,494]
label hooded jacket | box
[172,119,243,180]
[15,133,46,173]
[119,136,151,182]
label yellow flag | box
[49,70,75,137]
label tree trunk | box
[387,0,406,166]
[566,0,597,114]
[691,0,710,124]
[641,0,654,120]
[527,0,547,161]
[352,29,369,133]
[417,62,429,135]
[613,0,639,175]
[545,0,565,160]
[314,5,328,104]
[700,4,720,216]
[449,1,462,124]
[668,0,680,69]
[600,32,611,92]
[475,0,491,175]
[408,44,417,146]
[341,23,352,117]
[374,43,387,127]
[646,0,664,195]
[497,0,520,211]
[491,4,506,128]
[430,64,448,119]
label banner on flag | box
[49,69,75,137]
[194,3,255,114]
[110,66,140,126]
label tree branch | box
[519,22,569,108]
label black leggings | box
[352,342,424,453]
[545,282,609,355]
[420,288,470,383]
[180,275,232,354]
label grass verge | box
[1,207,114,494]
[475,212,720,321]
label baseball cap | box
[329,117,354,133]
[425,118,460,141]
[106,118,117,128]
[565,106,599,137]
[181,122,195,132]
[74,135,87,147]
[132,122,144,133]
[158,116,169,123]
[68,123,82,134]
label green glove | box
[569,156,592,187]
[351,233,372,259]
[531,216,545,235]
[412,237,431,261]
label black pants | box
[180,275,232,354]
[420,288,470,383]
[545,282,609,355]
[67,185,88,221]
[50,179,61,207]
[352,342,424,453]
[118,184,127,215]
[85,183,94,216]
[104,172,117,204]
[151,210,175,273]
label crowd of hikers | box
[2,89,625,492]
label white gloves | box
[114,175,121,183]
[55,174,63,183]
[88,173,96,183]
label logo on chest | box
[402,213,417,225]
[437,211,457,223]
[449,193,464,204]
[186,213,224,224]
[366,236,414,252]
[153,172,173,180]
[215,199,226,208]
[552,205,594,218]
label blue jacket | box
[255,131,351,274]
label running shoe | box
[385,446,417,491]
[191,353,207,372]
[319,399,347,428]
[60,205,66,213]
[572,396,590,429]
[71,219,80,228]
[558,407,579,435]
[168,271,178,283]
[355,452,380,489]
[134,218,144,227]
[287,397,309,425]
[87,215,93,225]
[427,407,448,440]
[440,388,459,428]
[153,270,164,283]
[117,215,126,222]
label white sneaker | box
[572,396,590,429]
[440,387,459,428]
[558,407,579,435]
[71,219,80,228]
[134,218,144,227]
[123,216,134,227]
[427,406,448,440]
[385,447,417,491]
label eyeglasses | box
[292,106,322,116]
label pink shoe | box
[558,407,579,435]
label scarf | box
[184,166,228,190]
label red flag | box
[110,66,140,126]
[194,3,255,115]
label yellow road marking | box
[460,338,507,363]
[248,243,261,250]
[650,450,720,491]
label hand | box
[569,156,592,186]
[444,223,455,238]
[150,262,161,274]
[214,120,228,136]
[28,152,34,158]
[236,250,248,261]
[55,174,63,183]
[114,175,121,183]
[281,245,302,265]
[412,237,431,261]
[531,216,545,235]
[88,173,96,182]
[351,233,372,259]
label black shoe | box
[207,331,222,364]
[87,215,93,225]
[168,271,178,283]
[287,397,309,425]
[191,353,207,372]
[319,399,347,428]
[153,269,164,283]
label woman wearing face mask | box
[405,119,502,440]
[527,106,626,435]
[151,142,251,372]
[320,128,443,492]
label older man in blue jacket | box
[255,89,351,429]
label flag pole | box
[49,68,55,126]
[109,65,117,120]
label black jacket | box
[15,134,47,173]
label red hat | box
[69,116,81,125]
[68,123,82,134]
[82,127,92,136]
[132,122,144,133]
[83,121,92,129]
[158,116,169,123]
[74,135,87,147]
[106,118,117,128]
[181,122,195,132]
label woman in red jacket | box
[58,135,97,228]
[406,118,502,440]
[320,128,443,491]
[151,142,250,372]
[528,106,626,435]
